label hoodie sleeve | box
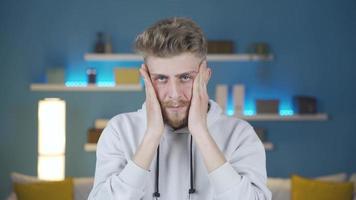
[208,122,272,200]
[88,121,150,200]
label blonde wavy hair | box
[134,17,207,60]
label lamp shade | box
[38,98,66,180]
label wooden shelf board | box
[237,113,328,121]
[84,53,142,61]
[30,84,142,91]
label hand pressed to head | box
[140,53,211,132]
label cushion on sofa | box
[267,173,348,200]
[14,178,73,200]
[291,175,353,200]
[267,177,290,200]
[349,173,356,200]
[7,172,94,200]
[73,177,94,200]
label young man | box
[88,17,271,200]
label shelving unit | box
[30,53,273,92]
[84,142,274,152]
[33,51,327,153]
[84,53,274,62]
[238,113,328,121]
[30,83,142,92]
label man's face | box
[146,53,204,129]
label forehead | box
[146,53,202,75]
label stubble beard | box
[161,99,190,130]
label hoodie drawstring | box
[153,135,196,199]
[153,145,160,199]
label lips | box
[166,106,186,112]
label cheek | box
[183,83,193,100]
[154,84,168,101]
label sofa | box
[7,172,94,200]
[7,172,356,200]
[267,173,356,200]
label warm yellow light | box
[38,98,66,180]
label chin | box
[165,114,188,129]
[162,106,190,128]
[168,120,188,130]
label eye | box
[155,75,167,83]
[180,74,192,82]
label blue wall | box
[1,0,356,197]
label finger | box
[192,59,207,99]
[198,62,207,96]
[203,67,209,90]
[140,65,150,95]
[141,75,150,102]
[199,61,210,89]
[140,64,149,83]
[192,69,200,99]
[196,66,202,96]
[206,67,211,82]
[140,64,157,99]
[200,67,209,98]
[141,65,154,89]
[200,61,208,83]
[200,61,209,83]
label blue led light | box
[65,81,87,87]
[226,98,256,116]
[97,82,115,87]
[244,110,255,116]
[226,109,234,116]
[243,100,255,116]
[222,98,298,116]
[279,109,294,116]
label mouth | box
[166,106,187,112]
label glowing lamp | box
[38,98,66,180]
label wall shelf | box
[84,53,273,62]
[32,53,272,91]
[30,84,142,92]
[238,113,328,121]
[84,142,274,152]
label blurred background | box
[1,0,355,198]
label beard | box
[161,99,190,130]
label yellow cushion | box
[291,175,354,200]
[14,178,73,200]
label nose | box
[167,81,182,100]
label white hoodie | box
[88,100,272,200]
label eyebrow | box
[150,71,198,78]
[147,58,205,77]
